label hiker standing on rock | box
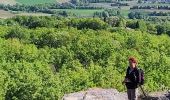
[122,57,140,100]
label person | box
[122,57,140,100]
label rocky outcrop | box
[140,91,170,100]
[62,88,128,100]
[62,88,170,100]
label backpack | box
[138,68,144,85]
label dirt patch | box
[0,0,16,5]
[57,0,70,3]
[0,10,15,19]
[16,12,52,16]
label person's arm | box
[125,68,129,78]
[122,67,129,84]
[135,69,140,84]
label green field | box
[120,10,130,17]
[16,0,57,5]
[54,9,104,17]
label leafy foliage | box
[0,16,169,99]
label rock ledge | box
[62,88,127,100]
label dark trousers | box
[127,88,138,100]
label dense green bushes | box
[0,17,169,99]
[2,16,170,36]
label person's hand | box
[122,78,131,85]
[125,78,131,82]
[122,78,127,85]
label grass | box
[16,0,57,5]
[53,9,104,17]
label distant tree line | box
[71,0,113,4]
[94,9,121,18]
[0,3,102,14]
[0,16,170,36]
[0,16,108,30]
[147,16,170,22]
[143,0,170,4]
[111,2,129,6]
[131,5,170,10]
[128,11,170,20]
[128,11,147,19]
[149,11,170,16]
[0,3,74,14]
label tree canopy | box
[0,16,169,99]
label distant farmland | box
[57,0,70,3]
[16,0,57,5]
[0,10,15,19]
[0,0,16,5]
[0,10,51,19]
[16,12,52,16]
[0,0,69,5]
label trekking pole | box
[139,85,147,98]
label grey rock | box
[62,88,170,100]
[62,88,128,100]
[140,90,170,100]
